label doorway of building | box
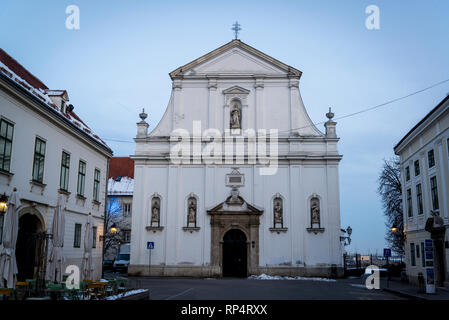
[222,229,247,277]
[16,213,44,281]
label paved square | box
[127,277,405,300]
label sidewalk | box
[381,279,449,300]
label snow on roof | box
[108,176,134,196]
[0,48,111,152]
[45,89,67,97]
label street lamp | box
[0,193,8,214]
[391,225,398,233]
[110,223,118,234]
[340,226,352,246]
[346,226,352,237]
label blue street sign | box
[147,241,154,250]
[383,248,391,257]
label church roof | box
[169,39,302,80]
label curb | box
[383,288,427,300]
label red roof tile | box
[0,48,48,91]
[109,157,134,179]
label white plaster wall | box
[0,88,109,280]
[131,164,341,268]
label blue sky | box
[1,0,449,254]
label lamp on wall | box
[0,193,8,214]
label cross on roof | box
[231,21,241,40]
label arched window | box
[230,99,242,129]
[150,196,161,227]
[273,197,283,228]
[310,196,320,228]
[187,196,197,227]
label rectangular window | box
[123,203,131,216]
[407,188,413,217]
[93,169,100,202]
[430,176,439,210]
[92,226,97,248]
[421,242,425,267]
[123,230,131,242]
[77,160,86,196]
[32,138,46,183]
[414,160,420,176]
[410,243,416,266]
[60,151,70,191]
[74,223,81,248]
[416,244,420,259]
[428,149,435,168]
[0,119,14,172]
[416,184,423,215]
[405,166,410,181]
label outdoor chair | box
[15,281,30,299]
[46,283,66,300]
[116,279,127,293]
[0,288,13,300]
[87,282,106,300]
[105,279,116,296]
[25,279,36,291]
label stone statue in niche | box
[273,198,283,225]
[311,197,320,227]
[187,197,197,226]
[230,104,241,129]
[151,197,160,226]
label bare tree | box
[103,198,131,259]
[378,156,405,255]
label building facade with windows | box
[394,95,449,287]
[105,157,134,260]
[0,49,112,281]
[130,40,343,277]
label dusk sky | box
[1,0,449,254]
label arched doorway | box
[222,229,247,277]
[16,213,44,281]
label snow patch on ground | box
[248,273,337,282]
[105,289,149,300]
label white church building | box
[129,39,344,277]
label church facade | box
[129,40,344,277]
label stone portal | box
[207,190,263,277]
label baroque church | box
[129,38,344,277]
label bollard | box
[417,272,425,293]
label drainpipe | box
[101,157,110,279]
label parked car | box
[113,253,130,272]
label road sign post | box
[147,242,154,276]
